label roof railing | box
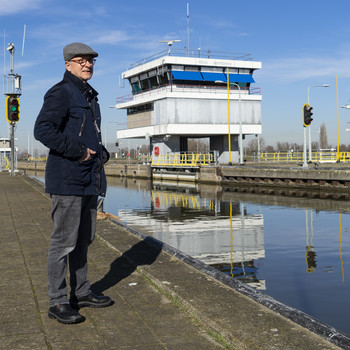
[130,49,253,69]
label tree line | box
[245,123,350,154]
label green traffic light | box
[11,106,18,112]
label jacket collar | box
[64,70,98,100]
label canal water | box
[104,176,350,337]
[32,173,350,336]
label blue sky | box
[1,0,350,152]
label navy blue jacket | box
[34,71,107,196]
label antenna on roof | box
[187,2,190,56]
[22,24,26,56]
[3,30,5,80]
[159,40,182,55]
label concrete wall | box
[155,98,261,125]
[18,161,350,190]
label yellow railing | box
[28,156,47,161]
[260,151,350,163]
[151,153,213,167]
[151,190,217,211]
[337,152,350,162]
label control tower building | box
[115,49,262,164]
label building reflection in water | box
[339,212,345,283]
[117,186,266,290]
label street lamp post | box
[226,68,243,165]
[340,103,350,160]
[216,72,243,165]
[307,84,330,162]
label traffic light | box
[6,95,20,123]
[303,103,313,127]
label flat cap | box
[63,42,98,61]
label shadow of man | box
[91,236,163,295]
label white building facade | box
[116,50,262,164]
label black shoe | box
[76,292,113,308]
[48,303,85,324]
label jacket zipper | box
[79,114,86,136]
[89,100,103,194]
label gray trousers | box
[48,195,97,307]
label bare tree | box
[140,145,150,154]
[245,137,265,155]
[265,145,275,152]
[276,142,291,151]
[339,144,348,152]
[319,123,328,149]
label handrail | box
[151,153,213,167]
[130,49,253,68]
[259,151,350,163]
[116,83,261,105]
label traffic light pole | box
[302,103,313,168]
[308,123,312,163]
[303,126,308,168]
[302,103,310,168]
[8,44,15,176]
[10,122,15,176]
[4,43,21,176]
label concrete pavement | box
[0,172,348,349]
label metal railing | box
[0,155,11,171]
[130,49,253,69]
[151,153,213,167]
[116,83,261,105]
[260,151,350,163]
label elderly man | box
[34,43,113,324]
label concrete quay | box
[1,171,349,349]
[18,160,350,190]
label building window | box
[127,103,154,115]
[149,76,159,89]
[131,82,141,93]
[184,65,200,71]
[158,73,169,85]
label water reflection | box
[119,189,266,289]
[305,210,317,273]
[28,171,350,336]
[339,213,345,283]
[108,178,350,336]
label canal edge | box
[108,217,350,350]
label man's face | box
[65,55,95,82]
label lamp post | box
[227,79,243,165]
[341,104,350,160]
[216,69,243,165]
[307,84,330,162]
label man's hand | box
[80,148,96,162]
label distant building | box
[115,49,262,164]
[0,138,17,171]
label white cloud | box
[90,30,130,45]
[0,0,43,15]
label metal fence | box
[151,153,213,167]
[259,150,350,163]
[0,154,10,171]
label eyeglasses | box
[70,58,96,66]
